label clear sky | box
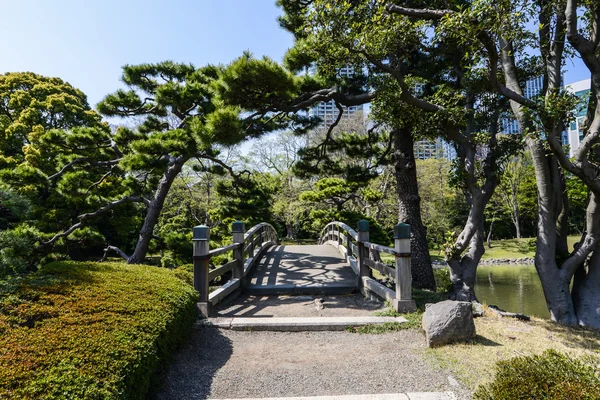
[0,0,590,109]
[0,0,294,106]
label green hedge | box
[0,261,198,399]
[474,349,600,399]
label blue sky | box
[0,0,590,108]
[0,0,294,106]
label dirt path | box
[152,326,472,400]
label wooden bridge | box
[192,221,417,317]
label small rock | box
[314,298,324,311]
[472,302,485,318]
[422,300,476,347]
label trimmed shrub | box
[0,261,198,399]
[474,349,600,399]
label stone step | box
[246,282,357,296]
[202,316,408,331]
[212,392,457,400]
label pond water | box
[474,265,550,319]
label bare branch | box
[101,245,130,262]
[385,4,454,19]
[48,158,121,180]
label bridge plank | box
[209,259,238,281]
[208,243,239,258]
[209,278,240,306]
[362,276,396,303]
[362,241,396,256]
[364,258,395,278]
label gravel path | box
[152,326,472,400]
[214,294,386,318]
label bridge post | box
[193,225,211,317]
[357,220,371,292]
[394,223,417,313]
[232,221,246,289]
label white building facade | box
[564,78,591,158]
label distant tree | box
[0,72,99,166]
[22,57,300,264]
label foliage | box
[0,224,41,278]
[433,268,453,293]
[0,72,99,166]
[474,350,600,399]
[0,261,198,399]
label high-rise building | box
[414,138,456,160]
[307,65,364,126]
[564,78,591,157]
[500,76,545,135]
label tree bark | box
[128,157,187,264]
[392,127,436,290]
[572,194,600,328]
[447,203,486,301]
[285,223,295,239]
[512,186,521,239]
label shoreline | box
[432,257,535,268]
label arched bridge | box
[192,221,417,317]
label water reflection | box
[474,265,550,319]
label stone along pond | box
[474,265,550,319]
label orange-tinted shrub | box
[0,261,198,399]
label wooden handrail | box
[318,220,416,314]
[319,221,358,241]
[192,221,279,317]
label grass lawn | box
[427,235,581,261]
[425,309,600,391]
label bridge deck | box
[247,245,357,295]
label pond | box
[474,265,550,319]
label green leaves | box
[217,52,299,111]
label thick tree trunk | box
[128,158,186,264]
[447,214,485,302]
[571,194,600,328]
[526,137,579,325]
[573,249,600,327]
[392,128,436,290]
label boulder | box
[422,300,476,347]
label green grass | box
[427,235,581,261]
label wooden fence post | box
[193,225,211,317]
[357,220,371,292]
[394,223,417,313]
[232,221,246,288]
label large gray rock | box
[422,300,476,347]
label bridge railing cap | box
[394,223,411,239]
[193,225,210,240]
[231,221,245,233]
[357,220,370,232]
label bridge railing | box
[192,221,279,317]
[319,221,416,313]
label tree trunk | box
[512,187,521,239]
[447,212,485,302]
[572,248,600,327]
[285,223,295,240]
[392,128,436,290]
[487,217,494,248]
[128,158,186,264]
[526,136,579,325]
[571,194,600,328]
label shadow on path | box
[149,326,232,400]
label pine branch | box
[48,158,121,180]
[43,196,149,245]
[101,245,130,262]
